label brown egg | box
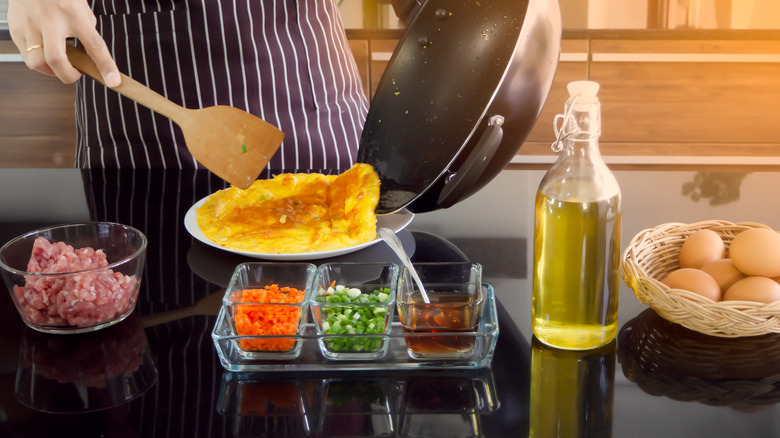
[679,229,726,269]
[662,268,721,301]
[729,228,780,277]
[723,276,780,304]
[699,259,746,294]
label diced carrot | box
[234,284,305,351]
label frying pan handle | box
[437,115,504,208]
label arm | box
[7,0,121,87]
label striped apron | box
[74,4,368,431]
[75,0,368,171]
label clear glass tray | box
[212,284,499,372]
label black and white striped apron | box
[75,0,368,171]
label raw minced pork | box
[13,237,139,327]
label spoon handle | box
[378,228,430,303]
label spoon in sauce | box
[378,228,430,303]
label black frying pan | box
[358,0,561,214]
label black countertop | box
[1,166,779,437]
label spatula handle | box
[65,44,186,122]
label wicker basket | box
[618,309,780,407]
[621,220,780,338]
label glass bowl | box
[311,262,399,360]
[215,262,316,362]
[397,262,483,360]
[0,222,147,334]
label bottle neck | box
[559,101,603,163]
[540,92,620,201]
[562,137,603,162]
[562,101,601,140]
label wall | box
[732,0,780,29]
[587,0,649,29]
[519,36,780,166]
[3,3,780,168]
[0,0,6,29]
[0,40,77,168]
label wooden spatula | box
[65,44,284,189]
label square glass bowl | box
[212,262,316,362]
[311,263,399,360]
[0,222,147,334]
[397,262,484,360]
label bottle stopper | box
[567,80,600,103]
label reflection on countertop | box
[619,309,780,411]
[217,368,499,437]
[15,313,158,414]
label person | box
[8,0,369,171]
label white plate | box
[183,196,414,261]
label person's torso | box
[76,0,368,171]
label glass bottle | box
[532,81,622,350]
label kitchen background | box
[334,0,780,30]
[2,0,780,168]
[4,1,777,30]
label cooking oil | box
[533,182,621,349]
[532,80,621,350]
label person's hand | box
[7,0,121,87]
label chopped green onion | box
[316,285,391,352]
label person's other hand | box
[7,0,121,87]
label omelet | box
[196,163,381,254]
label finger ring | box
[26,44,44,53]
